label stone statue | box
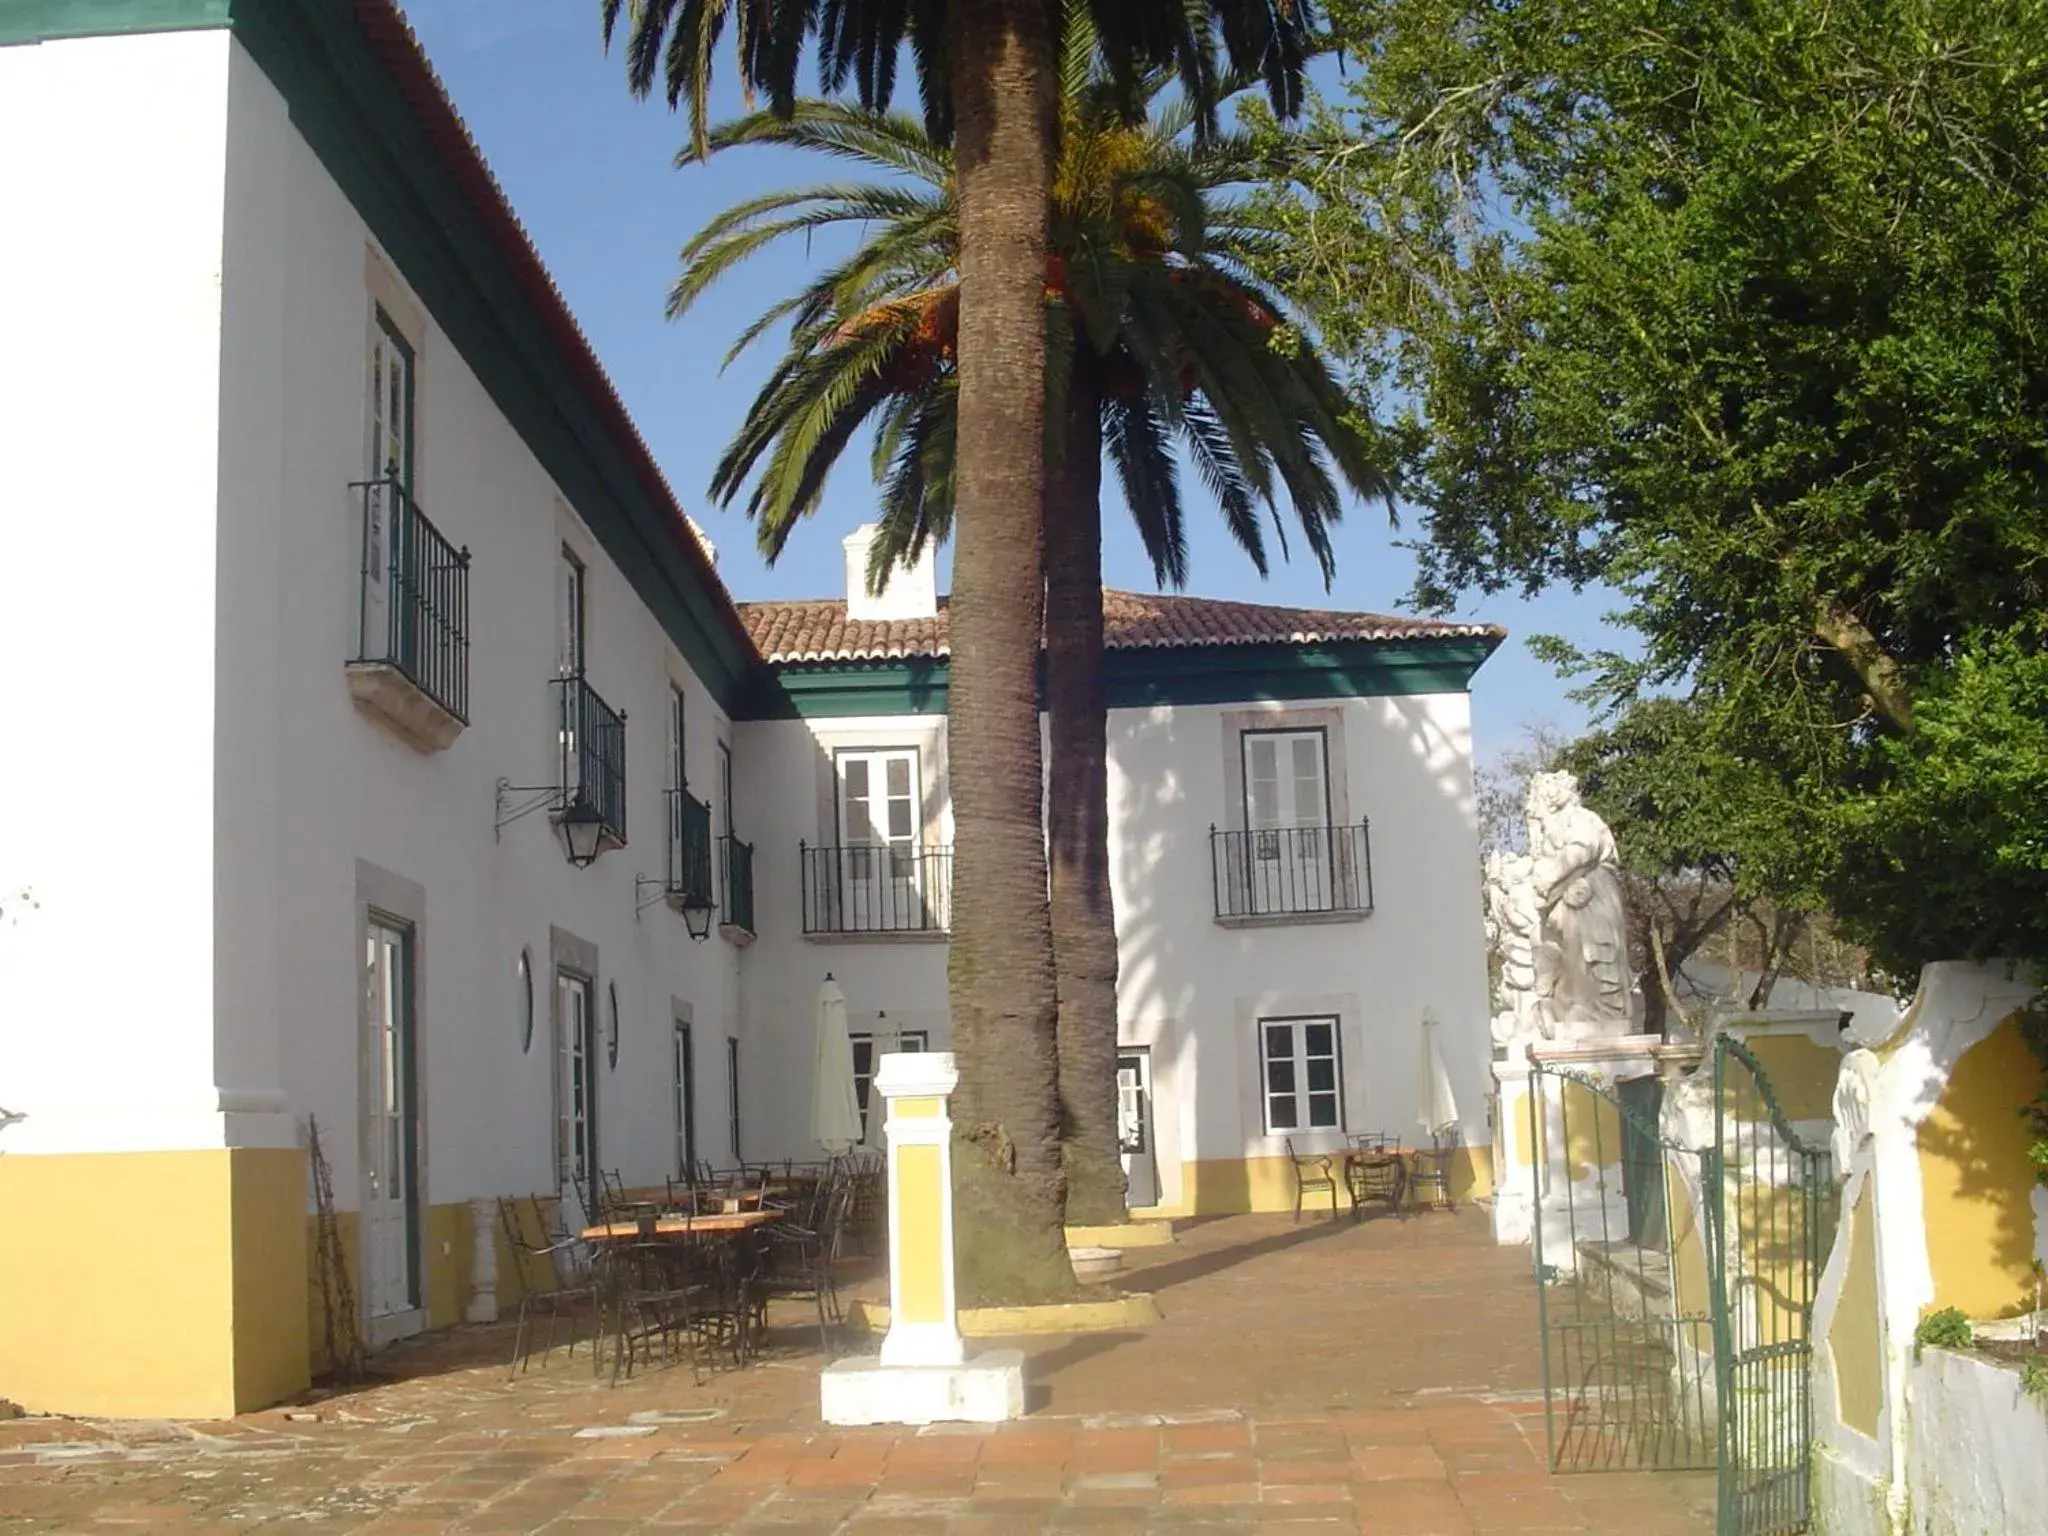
[1483,850,1545,1047]
[1526,771,1632,1035]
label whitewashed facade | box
[0,0,1499,1419]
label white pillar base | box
[821,1348,1026,1427]
[465,1197,499,1323]
[880,1318,965,1369]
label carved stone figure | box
[1483,850,1545,1047]
[1526,771,1632,1035]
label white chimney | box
[843,522,938,622]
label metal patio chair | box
[1406,1131,1460,1214]
[497,1195,597,1379]
[1285,1138,1339,1223]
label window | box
[850,1027,928,1141]
[367,308,414,489]
[556,970,597,1204]
[718,739,734,840]
[820,746,933,931]
[1223,728,1359,919]
[668,684,687,793]
[1260,1016,1344,1134]
[726,1037,742,1162]
[558,546,586,678]
[1243,728,1330,844]
[673,1020,696,1177]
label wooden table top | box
[580,1209,783,1241]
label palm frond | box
[1104,392,1188,588]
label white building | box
[0,0,1501,1420]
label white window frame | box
[1241,727,1332,840]
[556,968,596,1196]
[1258,1015,1345,1135]
[558,545,587,679]
[673,1017,696,1178]
[849,1027,929,1140]
[668,684,688,794]
[726,1036,742,1163]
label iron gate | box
[1710,1037,1837,1536]
[1528,1036,1836,1536]
[1530,1062,1718,1475]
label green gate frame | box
[1527,1036,1837,1536]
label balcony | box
[665,788,712,907]
[719,834,756,941]
[800,842,952,938]
[555,673,627,850]
[346,476,470,750]
[1210,822,1374,926]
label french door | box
[1242,729,1334,913]
[556,969,599,1226]
[834,748,924,930]
[362,916,422,1344]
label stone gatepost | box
[821,1051,1025,1425]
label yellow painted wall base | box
[0,1147,310,1420]
[307,1196,559,1380]
[1174,1147,1496,1216]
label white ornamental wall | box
[0,30,253,1156]
[205,38,745,1212]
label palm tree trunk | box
[1046,374,1125,1225]
[943,0,1074,1304]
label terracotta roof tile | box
[739,591,1502,664]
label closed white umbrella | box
[1418,1008,1461,1141]
[811,975,864,1156]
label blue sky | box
[401,0,1624,761]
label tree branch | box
[1814,597,1915,735]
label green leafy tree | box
[670,43,1383,1240]
[603,0,1321,1295]
[1254,0,2048,977]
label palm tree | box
[670,49,1386,1239]
[602,0,1320,1300]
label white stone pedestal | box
[820,1050,1026,1427]
[821,1349,1028,1426]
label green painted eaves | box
[737,634,1501,720]
[0,0,230,45]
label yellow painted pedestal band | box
[0,1147,310,1419]
[893,1142,946,1324]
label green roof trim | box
[0,0,230,46]
[737,634,1501,720]
[9,0,757,708]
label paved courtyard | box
[0,1211,1712,1533]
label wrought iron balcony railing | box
[666,789,713,902]
[720,834,755,936]
[351,476,471,725]
[800,842,952,936]
[1210,821,1374,922]
[555,673,627,846]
